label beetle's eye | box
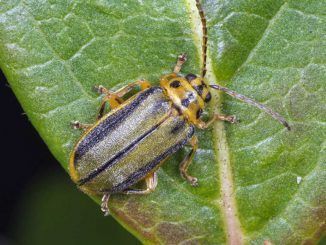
[170,80,181,88]
[196,108,203,119]
[204,92,211,103]
[185,73,197,82]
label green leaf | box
[0,0,325,244]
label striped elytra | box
[70,87,194,194]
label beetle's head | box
[184,73,211,104]
[160,73,212,124]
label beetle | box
[69,0,290,216]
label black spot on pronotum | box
[188,92,195,100]
[181,98,190,107]
[194,85,204,95]
[204,92,211,103]
[185,73,197,82]
[196,108,203,119]
[170,80,181,88]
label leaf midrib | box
[185,0,244,243]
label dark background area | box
[0,70,139,245]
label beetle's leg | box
[94,85,124,119]
[95,80,151,119]
[123,172,158,195]
[180,135,199,187]
[97,95,123,119]
[173,53,187,74]
[70,121,92,131]
[101,193,110,216]
[114,80,151,97]
[196,114,237,129]
[95,80,151,99]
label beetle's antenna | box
[195,0,207,78]
[209,84,291,130]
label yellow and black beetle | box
[69,0,290,215]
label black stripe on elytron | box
[77,112,170,186]
[74,86,163,161]
[105,125,195,194]
[170,119,186,135]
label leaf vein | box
[20,0,95,99]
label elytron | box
[69,0,290,215]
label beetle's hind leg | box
[180,136,199,187]
[123,172,158,195]
[101,193,110,216]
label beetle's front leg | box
[196,114,237,129]
[180,136,199,187]
[173,53,187,74]
[123,172,158,194]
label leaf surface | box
[0,0,325,244]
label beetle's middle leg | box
[123,172,158,195]
[180,135,199,187]
[114,79,151,98]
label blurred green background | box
[11,170,140,245]
[1,71,139,245]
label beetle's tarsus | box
[190,177,199,187]
[181,172,199,187]
[71,121,82,130]
[70,121,91,131]
[70,121,77,129]
[178,53,187,62]
[221,115,237,124]
[101,193,110,216]
[94,85,111,96]
[173,53,187,73]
